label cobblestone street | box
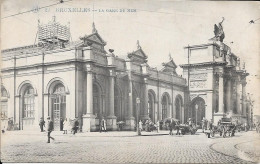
[1,130,259,163]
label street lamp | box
[195,104,198,126]
[136,97,141,136]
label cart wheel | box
[210,131,215,137]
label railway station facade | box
[0,19,251,131]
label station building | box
[1,18,251,131]
[0,18,187,131]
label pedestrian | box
[47,116,55,143]
[72,118,79,135]
[169,119,174,136]
[201,117,206,133]
[156,120,160,133]
[60,118,64,131]
[208,119,213,131]
[63,118,70,134]
[139,120,143,132]
[103,118,107,132]
[100,117,107,133]
[176,120,180,135]
[145,120,149,132]
[39,117,45,132]
[244,122,247,132]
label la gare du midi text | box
[55,8,136,13]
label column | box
[213,72,225,125]
[242,81,247,116]
[218,73,224,113]
[125,70,135,130]
[107,69,117,130]
[226,77,232,114]
[141,78,149,120]
[86,70,93,115]
[236,78,242,115]
[109,70,115,117]
[82,64,96,132]
[128,75,133,118]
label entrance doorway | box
[50,84,66,131]
[191,97,205,127]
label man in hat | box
[39,117,45,132]
[47,116,54,143]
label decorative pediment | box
[127,40,148,64]
[80,33,106,46]
[162,60,177,69]
[161,53,177,74]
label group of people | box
[138,119,160,133]
[201,117,213,132]
[39,117,80,143]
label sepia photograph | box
[1,0,260,163]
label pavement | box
[1,129,260,163]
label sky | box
[1,0,260,115]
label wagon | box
[176,124,197,135]
[206,118,236,138]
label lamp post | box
[136,97,141,135]
[195,104,198,126]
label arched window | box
[1,87,8,119]
[23,86,35,118]
[175,98,181,120]
[51,83,66,130]
[162,96,168,120]
[191,97,205,127]
[148,92,155,122]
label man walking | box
[47,116,55,143]
[169,119,174,136]
[72,118,79,135]
[39,117,45,132]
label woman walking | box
[63,118,70,134]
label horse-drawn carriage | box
[176,124,197,135]
[206,118,236,138]
[164,118,197,135]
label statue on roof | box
[237,58,240,68]
[92,22,98,33]
[169,53,173,61]
[210,17,225,42]
[243,62,245,70]
[137,40,141,49]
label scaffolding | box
[38,16,70,49]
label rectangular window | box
[23,95,35,118]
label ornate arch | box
[148,89,156,102]
[1,85,10,98]
[175,94,183,120]
[93,80,104,95]
[148,89,156,122]
[45,77,69,94]
[17,80,37,96]
[175,94,183,106]
[161,92,171,104]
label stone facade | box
[0,22,187,131]
[180,41,249,125]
